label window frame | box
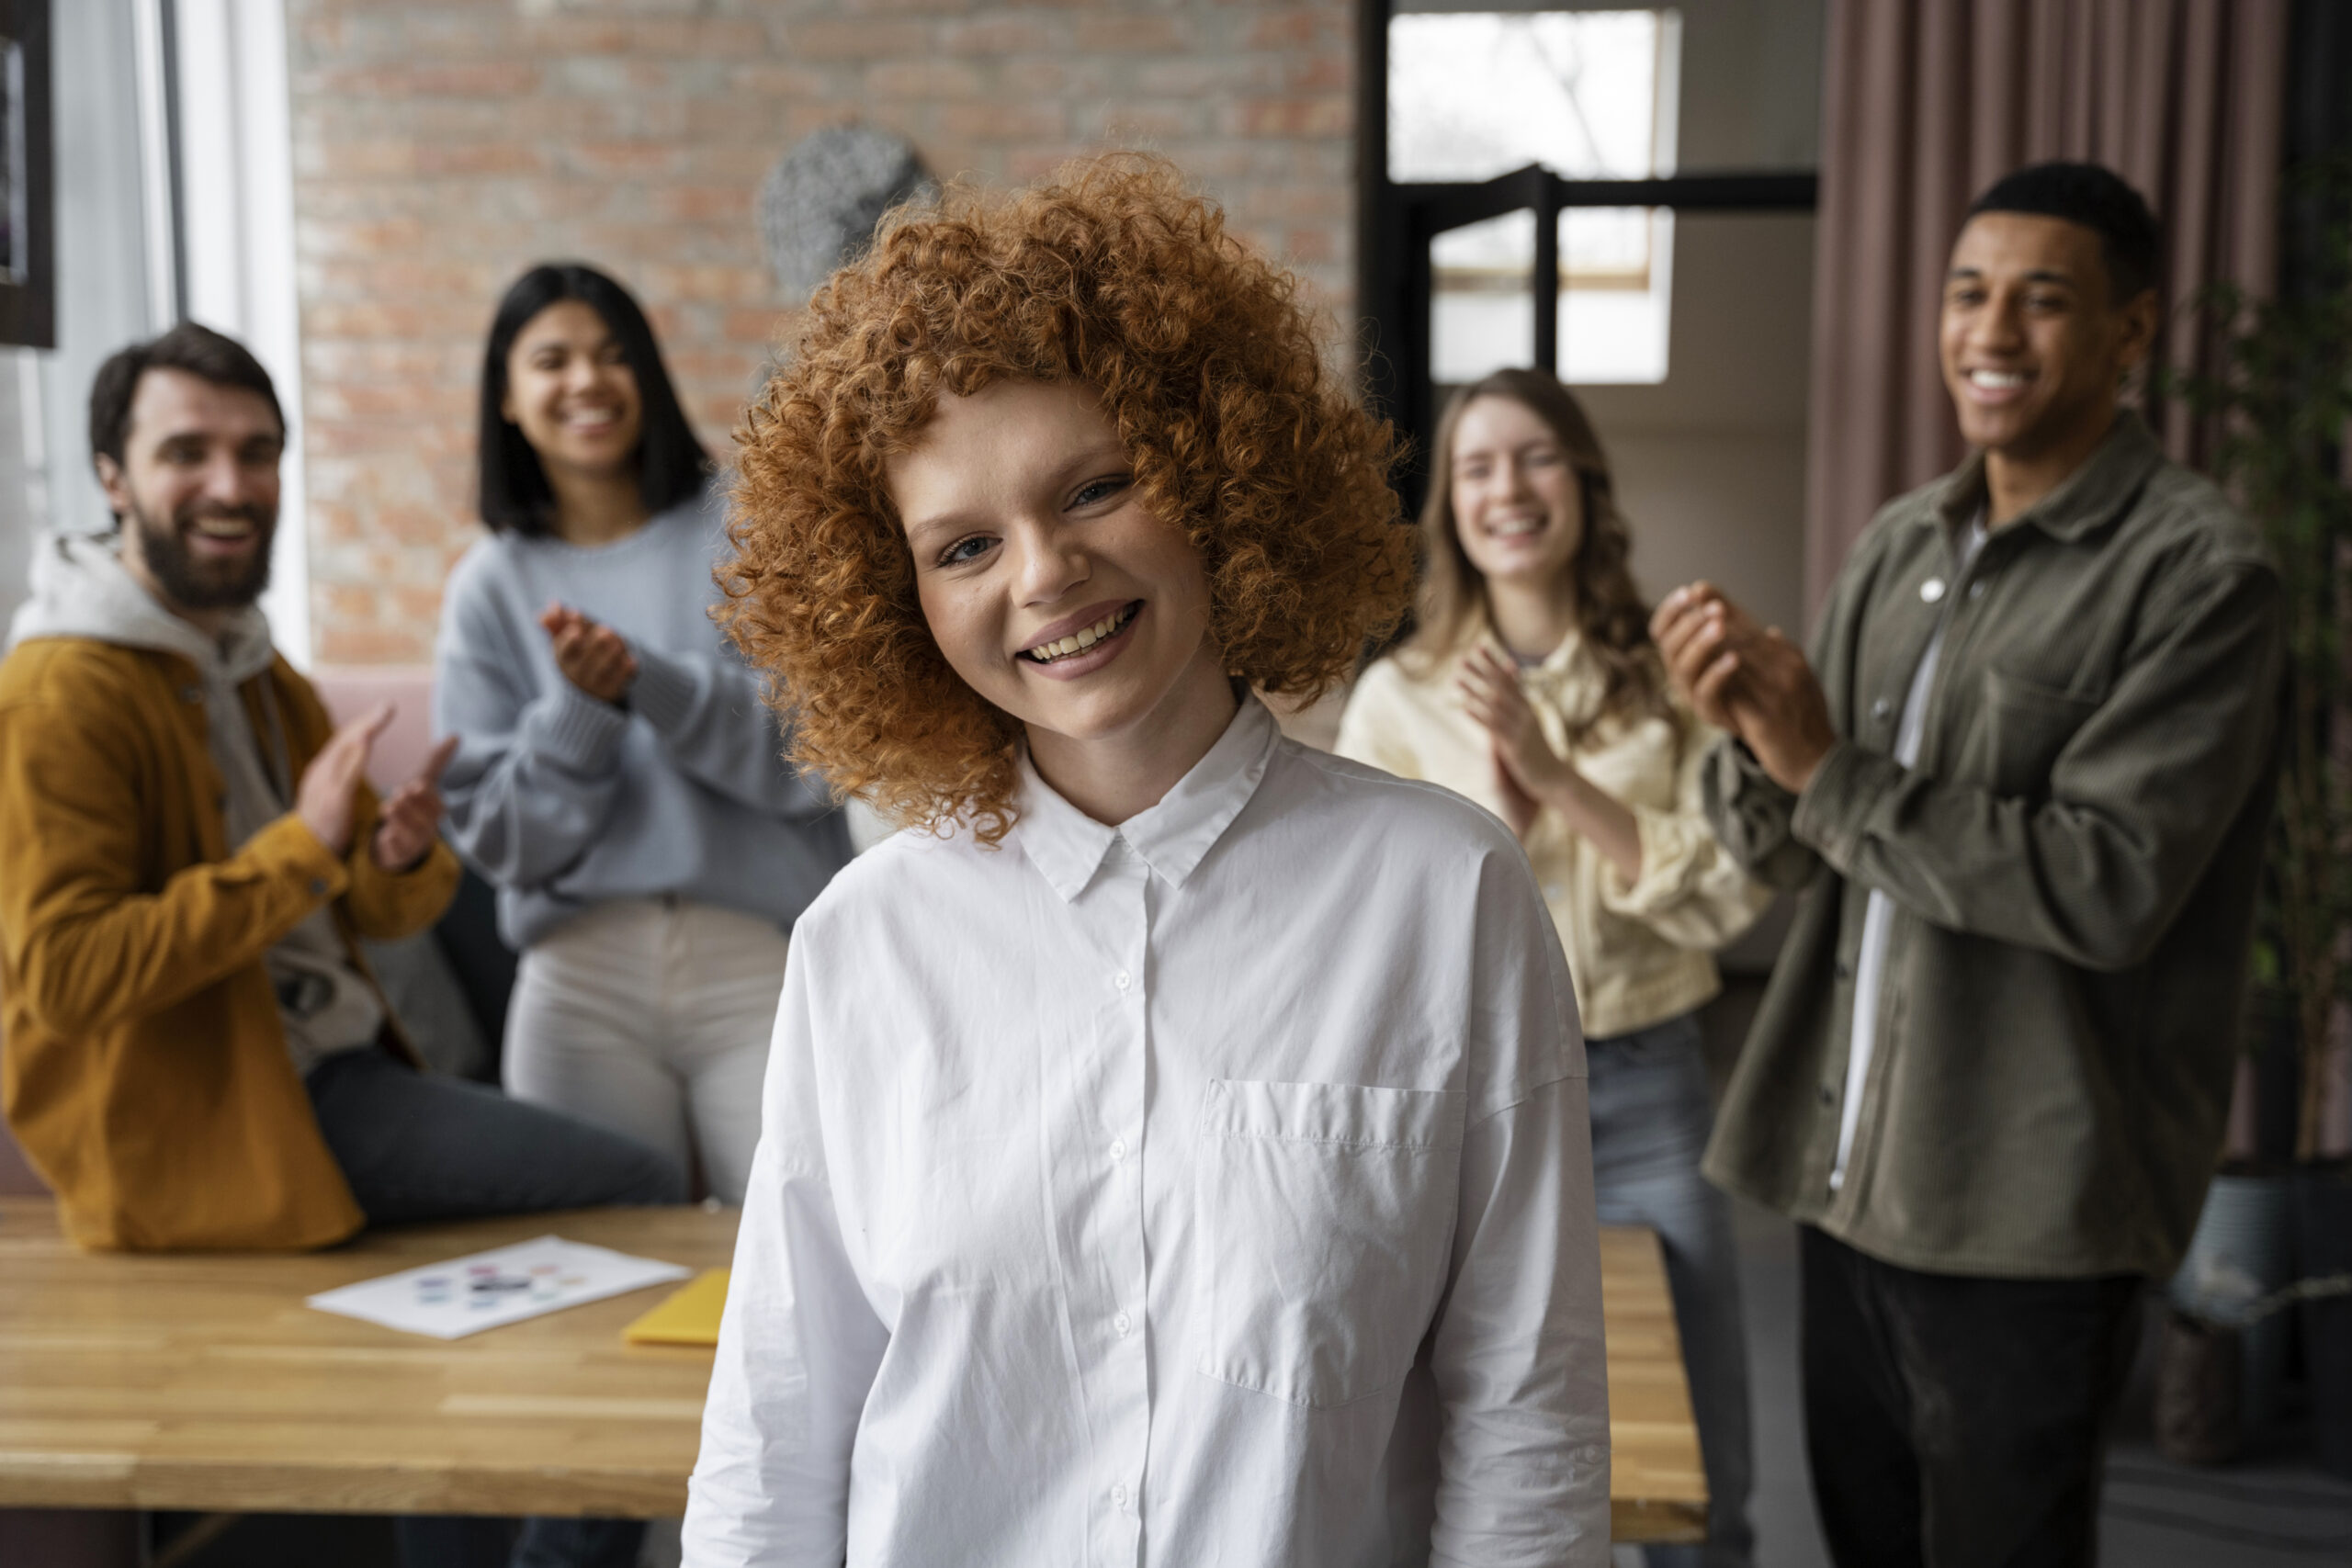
[0,0,52,349]
[1357,2,1816,505]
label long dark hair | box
[476,263,708,535]
[1407,367,1667,748]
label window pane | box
[1429,206,1672,386]
[1560,207,1671,383]
[1389,10,1680,185]
[1430,211,1533,385]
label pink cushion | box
[310,665,438,795]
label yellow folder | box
[621,1268,730,1347]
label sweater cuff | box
[626,645,703,738]
[1790,739,1902,876]
[528,680,630,773]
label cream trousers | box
[503,897,788,1205]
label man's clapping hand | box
[372,734,458,872]
[1651,582,1838,795]
[294,702,454,871]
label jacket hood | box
[7,529,276,685]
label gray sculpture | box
[758,126,938,303]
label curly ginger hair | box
[720,155,1413,841]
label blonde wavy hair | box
[720,155,1412,842]
[1408,368,1668,749]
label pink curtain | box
[1804,0,2292,614]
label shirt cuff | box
[626,645,702,738]
[528,679,630,773]
[1708,737,1794,842]
[1597,804,1702,919]
[1790,738,1903,875]
[250,812,354,905]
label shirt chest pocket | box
[1956,666,2103,798]
[1193,1078,1465,1409]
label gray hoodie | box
[8,531,383,1073]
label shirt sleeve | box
[338,783,462,942]
[1702,735,1824,895]
[1427,853,1611,1564]
[0,680,349,1038]
[1790,558,2282,971]
[684,930,888,1566]
[432,568,632,892]
[624,643,836,820]
[1598,707,1774,948]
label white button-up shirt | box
[684,696,1611,1568]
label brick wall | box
[286,0,1359,664]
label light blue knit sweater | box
[432,480,849,950]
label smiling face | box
[888,378,1231,766]
[95,367,284,617]
[1939,211,2156,462]
[1449,394,1586,592]
[501,299,644,481]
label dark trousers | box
[1799,1225,2142,1568]
[307,1049,689,1568]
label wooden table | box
[0,1200,1704,1542]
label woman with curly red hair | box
[683,157,1611,1565]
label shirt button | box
[1870,697,1893,723]
[1113,1482,1128,1507]
[1819,1084,1838,1106]
[1114,970,1131,991]
[1114,1311,1132,1337]
[308,877,329,897]
[1920,577,1947,604]
[1968,580,1986,600]
[1544,883,1564,900]
[1109,1137,1127,1163]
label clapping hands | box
[1457,645,1575,814]
[1650,582,1838,794]
[294,702,456,872]
[540,603,637,705]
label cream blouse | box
[1337,625,1770,1040]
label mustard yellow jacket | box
[1337,625,1770,1039]
[0,637,459,1250]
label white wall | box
[1583,211,1815,639]
[0,0,162,642]
[175,0,311,665]
[2,1,309,664]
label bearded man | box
[0,322,680,1568]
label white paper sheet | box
[306,1235,693,1340]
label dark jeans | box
[307,1048,689,1568]
[1799,1225,2143,1568]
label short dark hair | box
[87,321,285,472]
[1966,161,2161,304]
[477,263,708,535]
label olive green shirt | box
[1702,414,2283,1279]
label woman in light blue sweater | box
[434,263,848,1204]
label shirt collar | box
[1468,601,1587,681]
[1927,412,2165,544]
[1011,692,1281,903]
